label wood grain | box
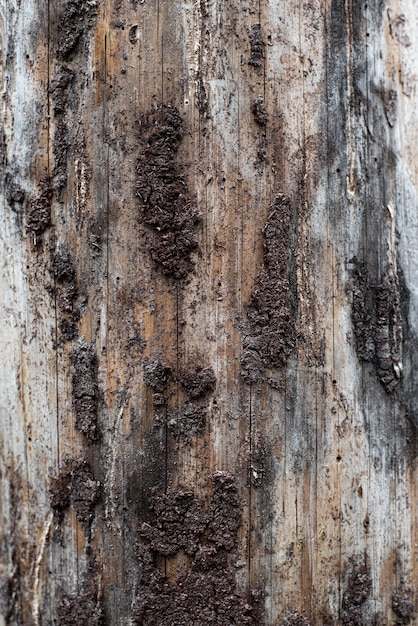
[1,0,418,624]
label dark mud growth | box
[53,119,70,191]
[143,358,173,394]
[248,24,265,67]
[281,612,311,626]
[166,402,208,443]
[56,590,103,625]
[179,365,216,400]
[71,341,100,439]
[51,247,80,341]
[0,574,12,621]
[241,195,295,384]
[136,104,201,278]
[5,175,25,208]
[26,178,53,239]
[50,65,74,114]
[133,472,255,625]
[392,590,414,625]
[57,0,99,59]
[144,359,216,443]
[252,96,268,126]
[50,458,101,532]
[341,565,371,626]
[140,488,209,556]
[351,258,403,392]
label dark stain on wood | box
[136,104,201,278]
[71,342,100,439]
[241,195,295,384]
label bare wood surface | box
[1,1,418,624]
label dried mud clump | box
[71,341,100,439]
[281,612,311,626]
[51,248,80,341]
[351,258,403,392]
[143,358,173,393]
[179,365,216,399]
[252,96,268,126]
[133,473,255,625]
[167,402,208,442]
[57,0,99,59]
[50,458,101,532]
[26,178,53,239]
[392,591,414,625]
[241,195,295,384]
[53,119,70,191]
[132,545,254,626]
[208,471,241,550]
[341,565,372,626]
[140,488,209,556]
[56,590,103,625]
[248,23,265,67]
[0,574,12,621]
[50,65,74,114]
[136,104,201,278]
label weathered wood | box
[1,0,418,624]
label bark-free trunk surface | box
[1,1,418,624]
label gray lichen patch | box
[50,458,101,533]
[241,195,296,384]
[136,104,202,278]
[71,341,100,439]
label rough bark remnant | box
[136,104,201,278]
[50,458,101,532]
[241,195,295,384]
[133,473,254,625]
[71,342,100,439]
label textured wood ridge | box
[1,0,418,624]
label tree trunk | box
[1,0,418,624]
